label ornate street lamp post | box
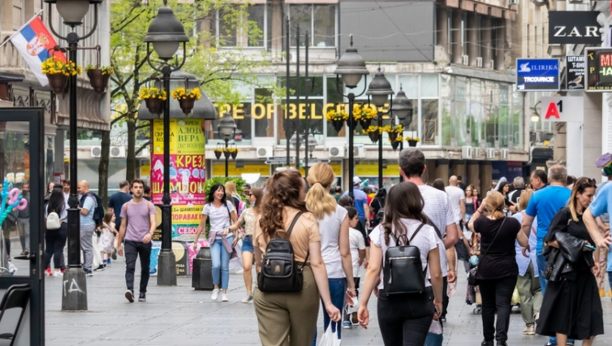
[217,113,237,177]
[45,0,103,311]
[366,68,394,189]
[334,37,368,198]
[143,0,189,286]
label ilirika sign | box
[586,48,612,91]
[516,58,560,91]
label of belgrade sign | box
[539,97,584,122]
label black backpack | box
[80,192,105,227]
[257,212,307,293]
[383,223,427,295]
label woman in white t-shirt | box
[194,183,237,302]
[358,182,443,346]
[305,163,356,343]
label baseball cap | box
[353,176,362,185]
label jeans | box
[537,252,574,345]
[359,217,367,230]
[210,237,232,290]
[442,276,448,321]
[44,224,67,270]
[17,218,29,251]
[80,224,95,272]
[124,240,152,294]
[313,278,346,345]
[377,288,435,346]
[479,276,517,342]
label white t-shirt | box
[202,200,235,234]
[419,185,455,277]
[445,186,465,223]
[318,205,348,279]
[349,227,366,278]
[370,219,439,290]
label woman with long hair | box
[253,169,340,346]
[511,189,542,336]
[467,192,529,346]
[44,189,67,276]
[194,183,238,302]
[224,180,242,212]
[464,185,479,224]
[226,187,263,303]
[305,163,356,341]
[537,177,603,346]
[358,182,443,346]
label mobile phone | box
[584,243,597,251]
[434,305,441,315]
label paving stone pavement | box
[43,258,612,346]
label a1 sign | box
[540,97,584,122]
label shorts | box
[242,235,254,253]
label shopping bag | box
[317,324,341,346]
[511,286,520,306]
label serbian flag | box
[10,16,66,86]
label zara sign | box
[548,11,601,44]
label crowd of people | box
[9,147,610,346]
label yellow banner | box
[152,119,205,155]
[212,163,270,176]
[355,162,399,177]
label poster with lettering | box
[151,118,205,236]
[586,48,612,91]
[516,58,560,91]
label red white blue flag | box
[10,16,66,86]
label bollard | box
[192,247,214,290]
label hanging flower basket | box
[359,118,372,130]
[368,131,380,143]
[362,125,381,144]
[214,150,222,159]
[388,132,398,142]
[353,104,377,129]
[408,140,418,147]
[145,98,163,114]
[85,65,113,94]
[230,151,237,159]
[391,141,400,151]
[47,74,69,95]
[179,97,196,115]
[331,119,344,132]
[223,150,231,159]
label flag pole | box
[0,9,45,49]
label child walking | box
[343,207,366,329]
[99,212,118,267]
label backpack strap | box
[285,212,303,237]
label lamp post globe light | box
[334,36,368,198]
[143,0,189,286]
[217,113,237,177]
[366,68,394,189]
[44,0,103,311]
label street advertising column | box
[150,118,205,275]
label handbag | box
[383,223,427,295]
[467,217,506,286]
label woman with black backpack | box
[253,169,340,346]
[358,182,443,346]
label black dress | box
[536,207,604,340]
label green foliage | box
[204,177,246,198]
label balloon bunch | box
[0,179,27,226]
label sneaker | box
[221,294,228,302]
[111,247,118,260]
[523,324,536,335]
[138,293,146,302]
[45,268,52,276]
[107,259,111,265]
[241,295,253,303]
[53,270,62,277]
[20,251,26,256]
[211,289,219,301]
[481,340,494,346]
[342,321,352,329]
[93,264,106,272]
[125,290,134,303]
[85,271,93,277]
[544,343,557,346]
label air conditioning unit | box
[353,145,366,159]
[256,146,273,158]
[136,148,150,159]
[461,146,473,159]
[462,55,469,65]
[110,147,126,158]
[500,149,509,160]
[476,57,483,68]
[328,146,345,158]
[486,148,496,159]
[90,146,102,158]
[472,147,482,159]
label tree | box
[100,0,274,203]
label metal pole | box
[295,26,300,171]
[225,139,229,177]
[157,66,177,286]
[285,18,291,167]
[348,93,355,198]
[378,110,383,188]
[304,31,309,177]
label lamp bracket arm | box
[78,5,99,42]
[47,9,68,42]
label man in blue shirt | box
[342,176,370,229]
[78,180,96,277]
[521,165,571,346]
[585,153,612,251]
[108,180,133,227]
